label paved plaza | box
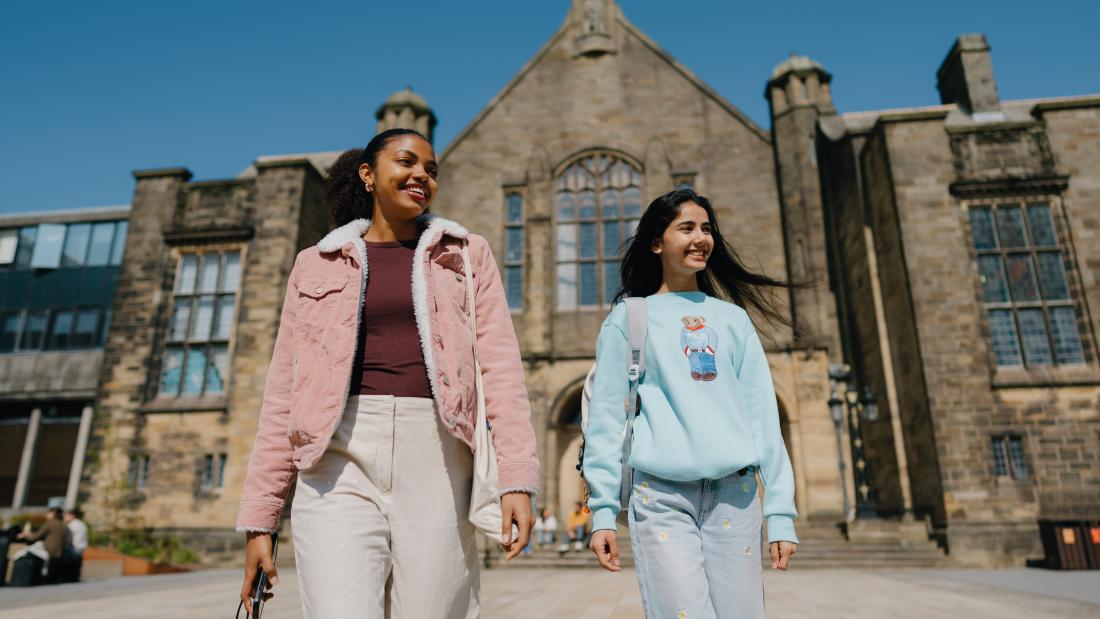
[1,566,1098,618]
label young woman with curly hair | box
[237,128,540,618]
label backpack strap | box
[619,297,647,515]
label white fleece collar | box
[317,213,470,403]
[316,214,468,254]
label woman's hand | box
[589,529,622,572]
[501,492,533,560]
[240,532,279,614]
[769,541,797,570]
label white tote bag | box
[462,243,516,545]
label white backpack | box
[578,297,648,526]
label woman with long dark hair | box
[236,128,540,618]
[584,188,798,618]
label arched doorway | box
[544,382,585,522]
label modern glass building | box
[0,205,129,512]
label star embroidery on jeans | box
[677,610,688,619]
[722,518,732,530]
[657,531,669,542]
[641,494,651,505]
[641,480,650,489]
[742,482,751,493]
[743,546,753,557]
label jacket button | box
[314,286,324,294]
[441,374,450,386]
[455,273,464,282]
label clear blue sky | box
[2,0,1096,214]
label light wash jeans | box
[628,467,764,619]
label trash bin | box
[0,535,9,586]
[1038,520,1096,570]
[9,554,45,587]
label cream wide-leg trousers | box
[291,395,480,619]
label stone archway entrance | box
[544,383,585,522]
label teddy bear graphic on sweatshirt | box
[680,315,718,381]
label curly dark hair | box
[325,128,429,227]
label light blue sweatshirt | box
[583,291,799,543]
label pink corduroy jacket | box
[237,215,540,532]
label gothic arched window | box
[554,152,643,309]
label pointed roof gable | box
[441,2,768,160]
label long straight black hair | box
[614,188,796,329]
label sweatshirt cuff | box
[591,507,618,532]
[766,515,798,544]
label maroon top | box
[351,240,432,398]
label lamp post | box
[828,365,880,522]
[828,388,853,523]
[847,385,879,518]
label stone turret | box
[766,53,841,351]
[375,87,437,143]
[936,34,999,115]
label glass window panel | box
[15,226,37,268]
[1004,254,1039,302]
[202,454,214,488]
[176,255,198,294]
[217,454,227,488]
[110,221,128,265]
[73,308,99,348]
[603,221,622,258]
[86,222,115,266]
[220,252,241,293]
[968,207,996,250]
[506,194,523,224]
[603,261,620,305]
[190,296,215,341]
[30,223,65,269]
[1049,306,1085,365]
[61,223,91,267]
[1008,437,1028,479]
[100,308,112,346]
[158,347,184,397]
[600,190,620,218]
[198,254,220,293]
[1017,308,1053,366]
[977,256,1009,303]
[579,262,598,306]
[623,187,642,218]
[995,206,1027,248]
[506,228,523,262]
[206,344,228,394]
[505,266,522,310]
[579,223,597,259]
[988,309,1022,366]
[1026,204,1056,246]
[168,299,191,342]
[556,193,576,222]
[0,229,16,265]
[182,348,207,396]
[46,310,74,350]
[1,311,21,352]
[579,191,597,220]
[556,263,577,310]
[213,296,235,341]
[556,224,577,262]
[991,437,1007,476]
[1035,252,1069,301]
[19,310,47,350]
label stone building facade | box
[69,1,1097,566]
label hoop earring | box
[365,183,373,193]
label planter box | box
[84,546,190,576]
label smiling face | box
[359,133,438,220]
[651,201,714,280]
